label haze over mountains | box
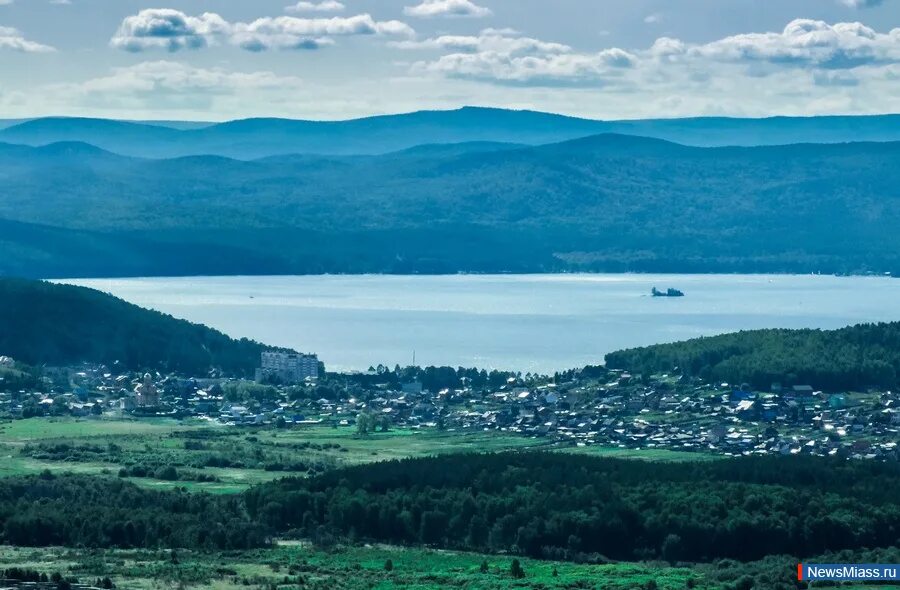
[0,108,898,279]
[2,107,900,159]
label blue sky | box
[0,0,898,120]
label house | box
[828,394,847,409]
[735,400,756,420]
[792,385,814,398]
[402,381,423,394]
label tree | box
[510,559,525,579]
[383,559,393,572]
[356,413,371,435]
[662,533,684,563]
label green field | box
[0,417,733,495]
[0,543,705,590]
[0,418,566,493]
[563,445,723,462]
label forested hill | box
[1,136,899,278]
[1,109,899,158]
[0,278,271,376]
[605,322,900,391]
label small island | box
[652,287,685,297]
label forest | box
[244,452,900,563]
[0,472,266,549]
[0,278,273,376]
[2,136,899,278]
[605,322,900,391]
[6,452,894,566]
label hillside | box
[0,278,273,375]
[1,108,899,158]
[0,135,898,277]
[605,322,900,391]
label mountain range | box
[2,107,900,159]
[0,127,897,278]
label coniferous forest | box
[606,322,900,391]
[0,278,272,376]
[3,453,898,566]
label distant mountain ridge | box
[1,107,899,159]
[0,133,898,278]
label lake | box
[60,274,900,374]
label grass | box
[255,426,555,465]
[0,418,559,493]
[0,416,191,441]
[0,543,707,590]
[562,445,723,462]
[0,417,717,495]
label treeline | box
[245,453,900,563]
[0,360,41,392]
[0,278,273,377]
[5,453,899,565]
[605,322,900,391]
[0,472,265,549]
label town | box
[1,351,897,462]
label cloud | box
[406,29,635,85]
[686,19,900,69]
[409,18,900,88]
[392,28,571,54]
[813,70,860,86]
[403,0,492,19]
[839,0,883,8]
[111,8,414,52]
[0,26,55,52]
[71,61,300,95]
[285,1,345,13]
[110,9,229,52]
[644,13,664,25]
[32,61,308,116]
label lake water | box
[60,274,900,374]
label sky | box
[0,0,898,121]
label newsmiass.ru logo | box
[799,564,899,581]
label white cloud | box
[417,49,636,85]
[687,19,900,69]
[111,8,414,52]
[0,25,55,52]
[408,29,635,85]
[644,13,664,25]
[411,18,900,87]
[110,9,230,52]
[285,1,345,13]
[32,61,308,117]
[839,0,883,8]
[403,0,492,19]
[75,61,299,94]
[392,28,571,54]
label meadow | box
[1,417,895,590]
[0,417,565,493]
[0,542,705,590]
